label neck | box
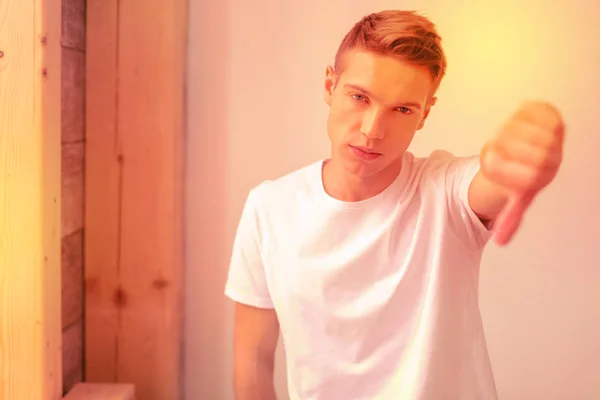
[322,156,403,202]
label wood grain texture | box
[61,48,85,143]
[84,0,120,384]
[63,383,135,400]
[62,229,83,330]
[0,0,63,398]
[85,0,186,398]
[61,0,85,51]
[62,319,83,394]
[62,141,84,236]
[116,0,186,390]
[60,0,86,393]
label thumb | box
[493,192,534,246]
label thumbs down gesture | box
[478,101,565,245]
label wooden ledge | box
[63,383,135,400]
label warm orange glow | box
[185,2,600,399]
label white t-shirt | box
[225,150,498,400]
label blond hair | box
[334,10,447,92]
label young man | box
[225,10,564,400]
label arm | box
[224,183,279,399]
[233,302,279,400]
[467,167,510,225]
[468,101,564,244]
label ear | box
[324,65,336,106]
[417,96,437,130]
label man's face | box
[324,50,436,178]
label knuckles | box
[517,100,565,134]
[481,100,565,193]
[483,142,561,192]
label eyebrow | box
[343,83,422,110]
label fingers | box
[482,101,565,246]
[514,101,566,140]
[498,118,562,153]
[493,198,521,246]
[481,121,562,194]
[493,193,534,245]
[495,136,561,170]
[482,149,544,193]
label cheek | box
[391,116,421,135]
[380,120,418,147]
[328,106,359,140]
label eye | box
[351,93,367,102]
[395,106,412,114]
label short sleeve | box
[224,186,274,309]
[444,153,493,249]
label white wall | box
[185,1,600,399]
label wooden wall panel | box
[84,0,120,383]
[63,383,135,400]
[85,0,187,398]
[61,47,85,144]
[61,141,84,238]
[61,0,86,51]
[60,0,86,394]
[62,228,84,329]
[62,319,84,392]
[0,0,63,398]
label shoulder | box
[417,149,466,171]
[409,149,480,183]
[246,160,322,213]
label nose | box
[360,108,385,139]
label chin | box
[341,156,387,178]
[344,151,405,180]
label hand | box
[481,101,565,245]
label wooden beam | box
[62,229,84,330]
[0,0,62,398]
[84,0,120,381]
[62,319,84,393]
[63,383,135,400]
[85,0,187,398]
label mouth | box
[349,145,382,161]
[350,145,381,154]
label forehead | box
[336,50,433,104]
